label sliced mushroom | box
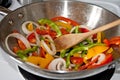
[48,58,66,71]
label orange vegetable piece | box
[27,53,54,69]
[27,23,34,31]
[17,39,26,50]
[85,45,109,60]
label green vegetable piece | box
[75,26,79,33]
[16,46,38,60]
[17,52,27,60]
[60,50,67,58]
[38,18,62,37]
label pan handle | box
[0,6,11,16]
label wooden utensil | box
[54,19,120,51]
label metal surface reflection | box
[86,6,102,29]
[62,1,69,17]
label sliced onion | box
[22,21,40,34]
[70,25,91,33]
[48,58,66,71]
[5,33,31,56]
[34,31,41,46]
[41,35,56,55]
[91,53,106,65]
[33,32,41,55]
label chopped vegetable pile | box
[5,16,120,71]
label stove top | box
[0,0,12,8]
[0,0,120,80]
[18,66,115,80]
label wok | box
[0,0,120,79]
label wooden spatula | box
[54,19,120,51]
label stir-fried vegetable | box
[38,18,62,37]
[5,16,117,71]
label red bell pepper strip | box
[17,39,26,50]
[36,28,48,35]
[27,33,36,44]
[60,28,69,35]
[79,27,89,33]
[70,57,83,65]
[13,46,19,53]
[32,52,39,56]
[40,47,46,58]
[36,28,57,39]
[100,53,113,65]
[109,36,120,45]
[51,16,80,26]
[103,39,110,47]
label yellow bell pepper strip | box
[38,18,62,37]
[16,46,38,60]
[66,43,105,67]
[27,23,34,31]
[27,53,54,69]
[84,45,109,60]
[40,53,54,68]
[97,32,102,43]
[27,56,42,65]
[55,21,72,30]
[106,48,113,53]
[73,53,81,57]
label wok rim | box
[0,0,119,79]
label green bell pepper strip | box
[60,50,67,58]
[16,46,38,60]
[66,43,105,67]
[66,46,88,67]
[75,26,79,33]
[60,49,70,58]
[38,18,62,37]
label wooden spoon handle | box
[89,19,120,35]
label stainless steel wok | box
[0,0,120,79]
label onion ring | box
[5,33,31,56]
[41,35,56,55]
[22,21,40,34]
